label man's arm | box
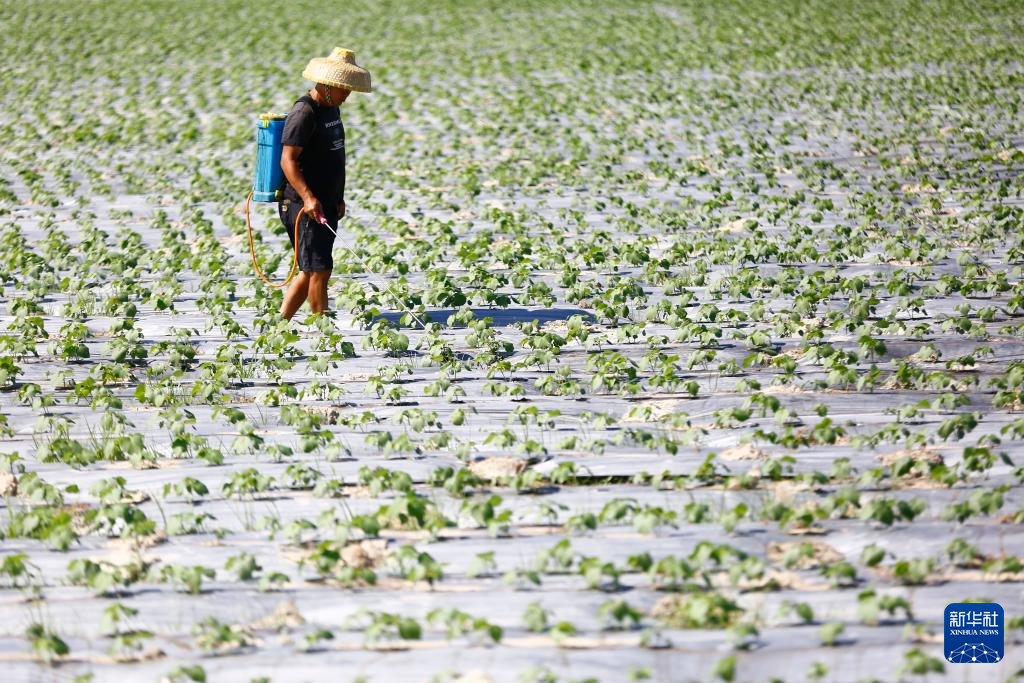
[281,145,326,224]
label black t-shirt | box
[281,94,345,205]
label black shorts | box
[278,198,338,272]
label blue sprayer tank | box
[252,113,286,202]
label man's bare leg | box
[281,271,311,320]
[308,270,332,314]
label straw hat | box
[303,47,372,93]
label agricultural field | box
[2,0,1024,681]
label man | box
[278,47,371,320]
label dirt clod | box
[469,456,526,480]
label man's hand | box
[337,200,346,219]
[303,196,326,225]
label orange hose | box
[245,190,304,288]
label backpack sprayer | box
[244,111,427,327]
[245,112,300,288]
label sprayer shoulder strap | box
[285,95,319,150]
